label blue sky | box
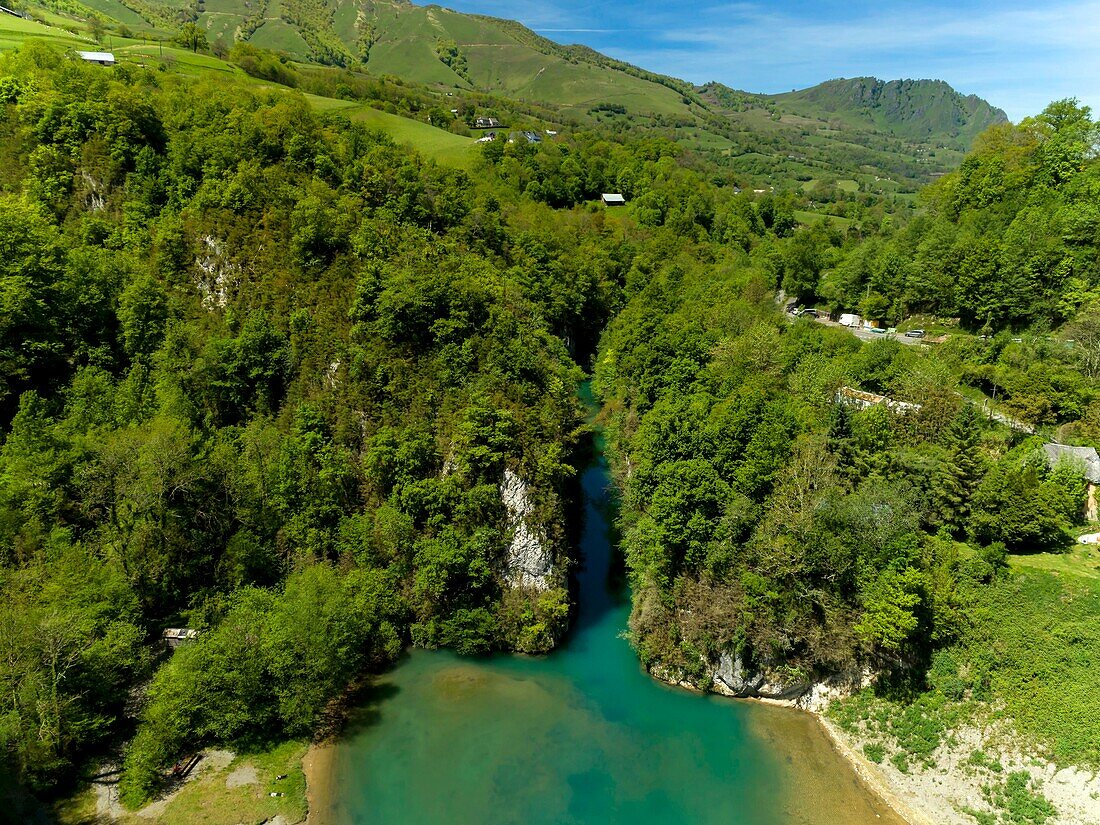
[438,0,1100,120]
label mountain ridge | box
[11,0,1008,185]
[772,76,1009,145]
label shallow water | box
[324,397,903,825]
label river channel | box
[318,390,904,824]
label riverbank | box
[649,662,1100,825]
[820,711,1100,825]
[815,716,932,825]
[648,667,916,824]
[303,741,337,825]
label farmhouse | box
[1043,443,1100,520]
[76,51,116,65]
[601,193,626,206]
[507,131,542,144]
[474,116,502,129]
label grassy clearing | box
[250,19,311,60]
[976,570,1100,766]
[793,209,854,230]
[115,43,243,76]
[0,14,93,51]
[1008,543,1100,580]
[80,0,149,27]
[339,103,476,168]
[53,741,309,825]
[302,92,359,113]
[151,742,308,825]
[832,567,1100,772]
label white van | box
[839,313,861,327]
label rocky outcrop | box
[711,651,810,702]
[500,468,552,590]
[652,652,872,713]
[710,652,872,711]
[195,235,238,310]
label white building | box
[77,51,116,65]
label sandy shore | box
[814,715,932,825]
[818,715,1100,825]
[302,741,338,825]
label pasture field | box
[339,103,476,168]
[0,13,93,50]
[793,209,854,229]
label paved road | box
[790,312,1036,432]
[789,313,927,346]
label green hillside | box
[774,77,1009,149]
[3,0,1007,189]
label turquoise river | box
[317,393,905,824]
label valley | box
[0,4,1098,825]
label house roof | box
[77,51,116,63]
[601,193,626,204]
[1043,443,1100,483]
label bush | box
[863,742,886,763]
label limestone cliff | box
[652,651,870,713]
[709,652,871,712]
[499,468,553,590]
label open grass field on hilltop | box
[0,13,93,51]
[338,103,476,168]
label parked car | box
[799,309,819,319]
[869,327,886,334]
[904,329,926,338]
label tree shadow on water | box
[316,678,402,743]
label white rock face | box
[195,235,238,309]
[81,171,106,211]
[500,468,552,590]
[710,651,872,712]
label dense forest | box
[0,43,591,805]
[2,37,1100,819]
